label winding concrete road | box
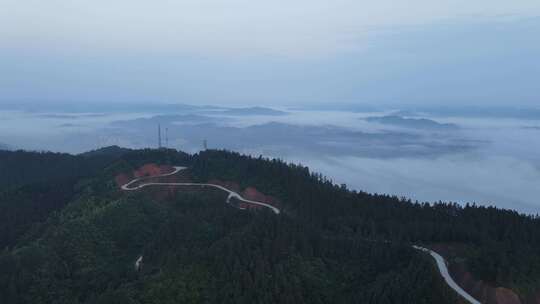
[121,165,479,304]
[413,246,481,304]
[121,166,280,214]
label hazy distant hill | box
[79,145,132,158]
[108,119,477,158]
[398,106,540,120]
[0,143,10,151]
[0,102,212,114]
[366,115,458,130]
[111,114,218,127]
[221,106,287,116]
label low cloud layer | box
[299,155,540,214]
[1,106,539,214]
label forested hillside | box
[191,150,540,300]
[0,148,538,303]
[0,147,137,250]
[0,147,127,191]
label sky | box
[1,0,540,214]
[1,0,539,107]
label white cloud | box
[298,154,540,214]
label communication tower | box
[158,124,162,148]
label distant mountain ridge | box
[221,106,287,116]
[397,106,540,120]
[111,114,217,127]
[366,115,459,130]
[0,143,10,151]
[79,145,132,158]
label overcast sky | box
[1,0,539,107]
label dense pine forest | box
[0,147,538,303]
[191,150,540,294]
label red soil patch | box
[242,187,280,208]
[115,174,130,188]
[206,182,281,210]
[134,163,173,178]
[115,163,175,188]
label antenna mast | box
[165,128,169,148]
[158,124,162,148]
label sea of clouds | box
[1,105,539,214]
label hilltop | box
[0,148,538,304]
